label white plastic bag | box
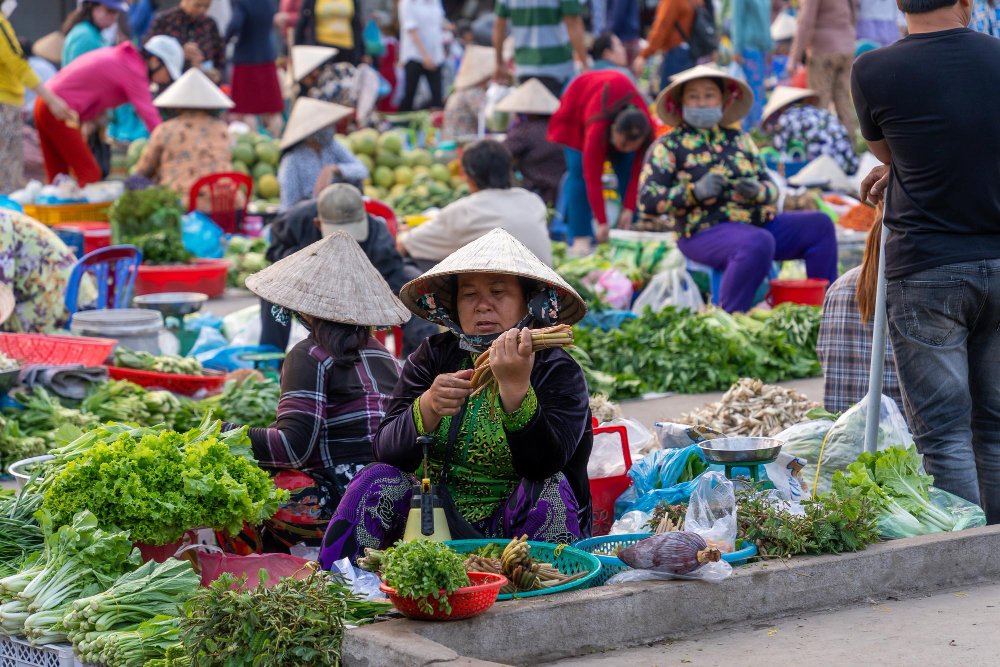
[684,471,737,553]
[632,269,704,314]
[588,418,657,479]
[609,510,652,535]
[484,82,513,133]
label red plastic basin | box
[767,278,830,307]
[134,259,231,298]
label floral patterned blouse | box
[772,104,859,175]
[638,124,779,238]
[133,112,233,203]
[0,211,94,333]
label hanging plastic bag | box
[631,269,705,313]
[684,472,737,553]
[484,82,513,133]
[606,559,732,584]
[614,445,708,516]
[363,19,385,57]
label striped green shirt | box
[495,0,582,82]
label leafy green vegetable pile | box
[175,375,282,431]
[114,348,206,376]
[572,304,822,399]
[109,187,191,265]
[83,379,185,429]
[177,571,390,666]
[0,492,43,579]
[225,236,270,288]
[40,418,287,545]
[380,540,470,615]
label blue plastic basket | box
[573,533,758,586]
[445,539,602,600]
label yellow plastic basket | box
[23,202,111,225]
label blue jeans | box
[562,147,635,242]
[886,259,1000,524]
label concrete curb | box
[343,525,1000,666]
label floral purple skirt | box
[318,463,582,568]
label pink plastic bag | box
[197,551,316,589]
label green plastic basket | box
[445,539,602,600]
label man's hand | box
[494,62,513,84]
[631,55,646,76]
[617,208,633,230]
[422,56,437,71]
[183,42,205,66]
[419,369,474,432]
[860,164,890,205]
[595,223,610,244]
[490,327,534,414]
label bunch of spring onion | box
[0,510,137,645]
[65,558,198,664]
[470,324,574,394]
[0,491,44,579]
[140,642,191,667]
[79,614,183,667]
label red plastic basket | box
[106,365,226,396]
[589,419,633,537]
[380,572,507,621]
[767,278,830,307]
[134,259,231,298]
[0,332,117,366]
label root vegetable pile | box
[678,378,821,437]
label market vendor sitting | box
[225,231,410,551]
[497,78,566,206]
[638,65,838,313]
[762,85,859,175]
[132,68,236,212]
[277,97,369,210]
[319,229,593,567]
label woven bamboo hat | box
[32,32,63,65]
[655,64,753,127]
[454,45,496,90]
[762,85,819,126]
[399,228,587,325]
[495,78,560,115]
[245,231,410,326]
[280,97,354,150]
[0,283,14,327]
[292,45,338,83]
[154,68,234,110]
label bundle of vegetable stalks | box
[471,325,574,394]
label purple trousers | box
[678,212,838,313]
[318,463,582,568]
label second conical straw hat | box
[495,78,560,115]
[280,97,354,150]
[246,230,411,327]
[399,228,586,325]
[292,45,339,82]
[154,68,234,109]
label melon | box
[255,141,280,167]
[257,174,280,199]
[252,162,275,180]
[232,143,255,165]
[373,165,395,189]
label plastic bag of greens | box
[614,445,708,517]
[778,394,913,495]
[877,487,986,539]
[685,471,737,553]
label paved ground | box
[544,582,1000,667]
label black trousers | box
[400,59,444,111]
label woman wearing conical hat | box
[226,231,411,550]
[319,228,593,568]
[762,85,859,175]
[133,68,236,211]
[497,78,566,206]
[638,65,838,314]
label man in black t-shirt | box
[851,0,1000,524]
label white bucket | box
[70,308,164,355]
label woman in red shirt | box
[547,70,654,250]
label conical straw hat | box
[32,32,63,65]
[495,78,560,115]
[280,97,354,150]
[154,67,234,109]
[656,64,753,127]
[292,45,338,83]
[245,231,411,327]
[454,45,497,90]
[761,85,819,126]
[787,155,854,192]
[0,283,14,327]
[399,228,587,325]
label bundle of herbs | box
[109,187,190,265]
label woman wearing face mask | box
[61,0,127,65]
[638,65,838,313]
[276,97,369,211]
[548,69,655,251]
[319,228,592,567]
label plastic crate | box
[133,260,231,298]
[106,366,226,396]
[0,333,117,366]
[445,540,601,599]
[23,202,111,225]
[0,636,80,667]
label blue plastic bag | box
[182,211,224,258]
[0,195,23,212]
[613,445,708,517]
[198,344,283,372]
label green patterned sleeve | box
[412,397,429,436]
[501,388,539,433]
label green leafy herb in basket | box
[381,541,470,615]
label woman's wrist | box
[416,393,442,433]
[498,381,530,415]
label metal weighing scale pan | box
[699,437,784,465]
[133,292,209,318]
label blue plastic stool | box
[64,245,143,326]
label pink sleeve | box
[126,73,162,131]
